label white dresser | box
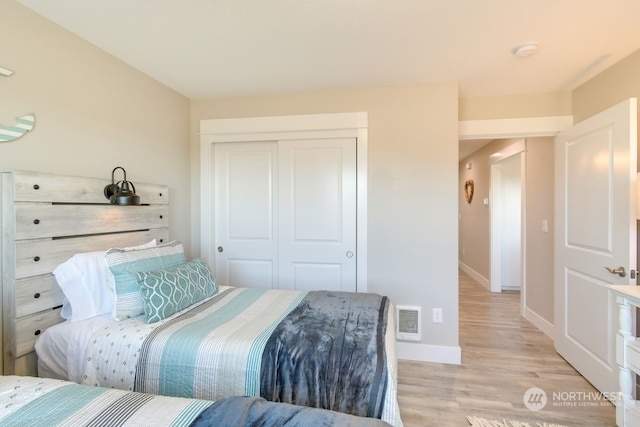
[610,285,640,426]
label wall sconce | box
[104,166,141,205]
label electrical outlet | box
[432,308,443,323]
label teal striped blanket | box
[0,376,212,427]
[0,376,393,426]
[81,287,402,426]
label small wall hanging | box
[464,179,474,204]
[0,65,36,142]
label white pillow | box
[54,251,113,322]
[54,239,156,322]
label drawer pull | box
[33,219,40,225]
[159,192,163,197]
[33,184,40,190]
[34,330,41,336]
[33,256,40,262]
[34,293,41,299]
[160,215,163,219]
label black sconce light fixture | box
[103,166,141,205]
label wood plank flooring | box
[396,270,616,427]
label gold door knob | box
[605,266,627,277]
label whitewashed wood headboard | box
[0,170,170,376]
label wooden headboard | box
[1,170,170,375]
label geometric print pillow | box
[105,240,186,320]
[136,258,217,323]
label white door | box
[490,140,525,295]
[214,141,279,289]
[278,138,357,291]
[554,98,637,394]
[214,138,357,291]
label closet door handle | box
[217,246,224,253]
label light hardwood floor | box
[395,270,616,427]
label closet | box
[200,113,368,292]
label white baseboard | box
[458,261,490,290]
[524,306,554,339]
[396,341,461,365]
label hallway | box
[396,270,616,426]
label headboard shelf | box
[15,204,169,240]
[15,230,169,279]
[2,170,171,375]
[11,170,167,205]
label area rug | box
[467,416,568,427]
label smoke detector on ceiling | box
[511,43,539,57]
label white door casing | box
[460,116,572,338]
[200,112,368,292]
[554,98,637,394]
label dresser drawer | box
[14,308,63,357]
[15,275,64,318]
[626,339,640,376]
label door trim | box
[200,112,368,292]
[459,116,573,140]
[489,140,526,317]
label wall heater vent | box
[396,305,421,341]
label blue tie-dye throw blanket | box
[260,291,390,419]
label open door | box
[554,98,637,394]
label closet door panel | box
[214,142,278,288]
[278,138,357,292]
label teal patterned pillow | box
[136,258,217,323]
[106,241,186,320]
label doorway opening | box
[458,115,571,338]
[490,140,525,296]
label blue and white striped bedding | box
[79,287,402,427]
[0,376,212,427]
[0,376,395,427]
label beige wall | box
[1,2,192,253]
[573,49,640,124]
[459,137,554,325]
[191,84,461,351]
[524,138,554,324]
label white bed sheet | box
[35,314,112,382]
[35,286,235,382]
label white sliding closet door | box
[214,141,279,289]
[278,138,356,291]
[214,138,356,291]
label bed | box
[0,375,393,426]
[1,170,403,427]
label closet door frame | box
[200,112,368,292]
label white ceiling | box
[16,0,640,157]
